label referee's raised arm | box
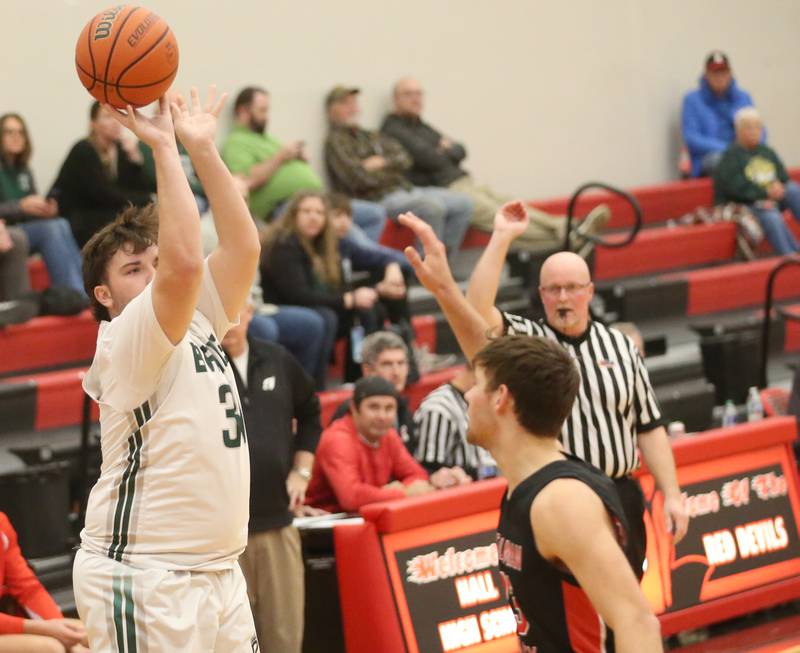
[466,201,529,333]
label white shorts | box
[73,548,259,653]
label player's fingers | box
[157,95,168,116]
[103,103,129,126]
[501,200,527,220]
[211,92,228,118]
[169,102,182,123]
[404,245,426,268]
[190,86,201,114]
[173,92,188,114]
[398,212,439,251]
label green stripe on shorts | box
[112,573,138,653]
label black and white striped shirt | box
[503,312,664,478]
[413,383,495,479]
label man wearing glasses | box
[464,202,689,578]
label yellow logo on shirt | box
[745,156,778,188]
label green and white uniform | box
[73,260,258,652]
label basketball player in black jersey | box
[399,213,662,652]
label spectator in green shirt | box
[221,87,387,244]
[714,107,800,254]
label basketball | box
[75,5,179,109]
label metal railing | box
[562,182,643,252]
[759,255,800,388]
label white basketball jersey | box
[81,260,250,571]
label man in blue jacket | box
[682,51,759,177]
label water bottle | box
[667,421,687,438]
[746,387,764,422]
[722,400,738,427]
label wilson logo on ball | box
[93,5,124,40]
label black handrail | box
[562,182,643,252]
[759,255,800,388]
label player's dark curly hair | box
[82,203,159,322]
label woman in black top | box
[50,102,153,246]
[261,190,414,382]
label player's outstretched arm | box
[533,479,663,653]
[465,201,529,334]
[176,86,260,322]
[399,212,491,361]
[106,96,204,344]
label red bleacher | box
[7,170,800,433]
[0,310,97,376]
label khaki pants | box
[448,175,566,251]
[239,526,304,653]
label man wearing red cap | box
[682,51,760,177]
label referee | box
[398,205,689,577]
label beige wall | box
[4,0,800,199]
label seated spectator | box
[381,78,608,255]
[324,86,473,259]
[329,331,418,448]
[50,102,153,246]
[139,139,208,213]
[329,196,433,379]
[260,191,416,383]
[329,193,411,274]
[713,107,800,255]
[0,114,85,295]
[221,86,387,243]
[0,512,90,652]
[414,367,495,480]
[682,51,759,178]
[305,377,463,513]
[0,221,37,326]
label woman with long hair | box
[0,113,85,294]
[49,102,153,247]
[261,190,415,384]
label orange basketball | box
[75,5,179,109]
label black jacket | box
[381,113,468,187]
[227,337,322,533]
[49,139,153,246]
[260,233,347,312]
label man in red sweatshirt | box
[0,512,90,652]
[306,376,455,513]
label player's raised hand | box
[105,96,175,150]
[399,212,458,296]
[171,85,227,154]
[494,200,529,240]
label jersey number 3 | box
[219,384,246,448]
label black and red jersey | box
[496,455,634,652]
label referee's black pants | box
[612,476,647,581]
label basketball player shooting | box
[400,212,663,652]
[72,87,261,652]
